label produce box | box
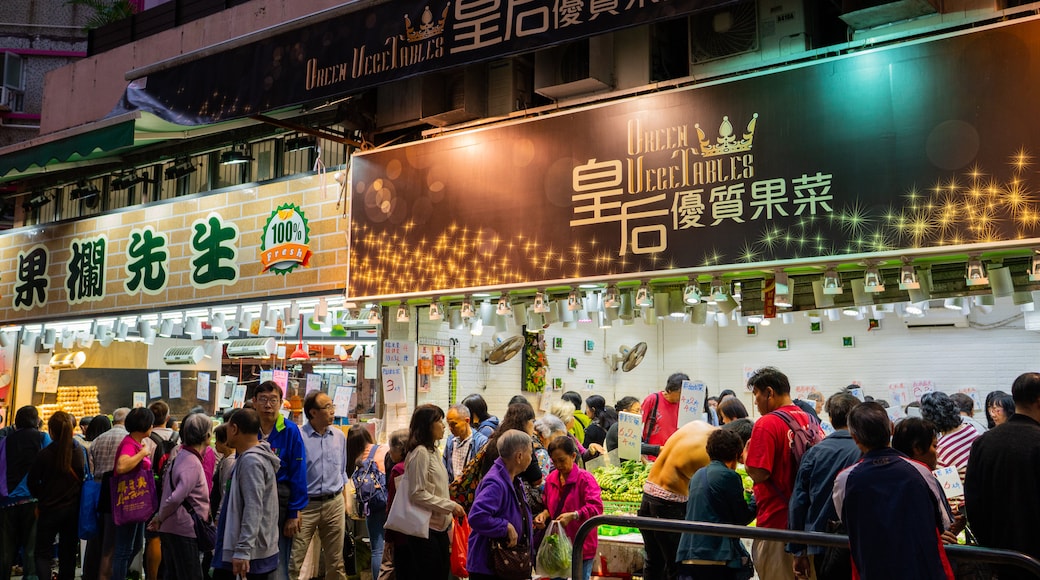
[593,461,652,504]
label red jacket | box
[543,465,603,561]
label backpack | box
[351,445,387,518]
[449,444,488,511]
[150,431,179,499]
[771,409,822,469]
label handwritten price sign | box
[911,380,934,402]
[678,380,707,426]
[382,366,407,405]
[889,383,908,408]
[933,465,964,499]
[618,411,642,461]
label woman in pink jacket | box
[534,436,603,580]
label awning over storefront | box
[0,116,137,179]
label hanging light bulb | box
[863,264,885,293]
[965,255,989,286]
[822,266,843,295]
[603,285,620,309]
[289,315,310,361]
[635,283,653,307]
[497,297,513,316]
[460,296,475,319]
[682,281,701,305]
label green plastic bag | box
[536,521,574,578]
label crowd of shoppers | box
[0,370,1034,580]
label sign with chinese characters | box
[382,341,416,366]
[933,465,964,499]
[350,18,1040,297]
[120,0,715,125]
[0,176,346,324]
[197,372,211,401]
[889,383,909,409]
[617,411,642,461]
[678,379,707,426]
[261,204,312,275]
[382,366,407,406]
[169,371,182,399]
[911,380,934,402]
[148,371,162,399]
[333,385,355,417]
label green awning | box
[0,119,136,178]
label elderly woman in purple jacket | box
[147,413,213,580]
[467,429,535,580]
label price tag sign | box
[848,387,865,401]
[333,386,355,417]
[169,371,182,399]
[382,367,407,405]
[272,370,289,397]
[618,411,642,461]
[678,380,707,425]
[933,465,964,499]
[911,380,934,402]
[197,372,210,401]
[306,373,321,394]
[231,385,247,409]
[148,371,162,399]
[889,382,908,409]
[259,370,274,384]
[382,341,416,366]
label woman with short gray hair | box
[466,430,534,579]
[147,413,213,580]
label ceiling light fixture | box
[496,297,512,316]
[603,286,620,309]
[965,255,989,286]
[284,135,318,152]
[683,281,702,305]
[289,315,310,361]
[164,158,197,180]
[111,171,147,191]
[822,266,843,295]
[23,191,52,212]
[899,258,920,290]
[220,143,254,165]
[396,304,410,323]
[863,263,885,293]
[367,306,382,325]
[635,283,653,307]
[774,271,794,308]
[460,296,475,319]
[429,302,443,321]
[533,291,549,313]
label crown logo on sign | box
[405,4,450,42]
[695,113,759,158]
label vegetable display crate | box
[600,501,641,536]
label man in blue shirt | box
[254,381,308,580]
[833,402,954,580]
[290,391,349,580]
[788,392,861,579]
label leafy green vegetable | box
[592,461,652,503]
[536,523,574,577]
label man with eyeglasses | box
[252,381,308,580]
[290,391,349,580]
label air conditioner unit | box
[839,0,937,30]
[690,0,808,74]
[487,57,533,117]
[903,308,969,329]
[163,346,205,365]
[377,66,487,130]
[226,337,277,359]
[534,35,614,100]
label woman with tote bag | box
[387,404,465,580]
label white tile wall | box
[380,300,1037,430]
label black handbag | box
[491,481,532,580]
[181,498,217,552]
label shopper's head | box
[124,407,155,436]
[825,392,860,430]
[406,404,445,453]
[848,402,891,451]
[149,400,170,427]
[892,417,938,469]
[706,429,744,464]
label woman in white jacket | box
[393,404,466,579]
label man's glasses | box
[255,396,281,406]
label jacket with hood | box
[214,440,281,572]
[475,416,499,439]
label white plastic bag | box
[535,520,574,577]
[384,471,432,538]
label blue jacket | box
[787,429,861,555]
[261,414,308,518]
[443,429,489,481]
[676,460,756,567]
[467,457,532,576]
[475,416,499,439]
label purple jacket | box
[157,446,210,538]
[467,457,533,576]
[544,465,602,561]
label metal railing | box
[572,514,1040,579]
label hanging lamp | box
[289,314,310,361]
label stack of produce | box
[592,461,652,504]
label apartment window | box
[0,52,25,112]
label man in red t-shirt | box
[641,372,687,458]
[745,367,823,580]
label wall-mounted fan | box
[690,0,759,64]
[482,335,524,365]
[606,342,648,372]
